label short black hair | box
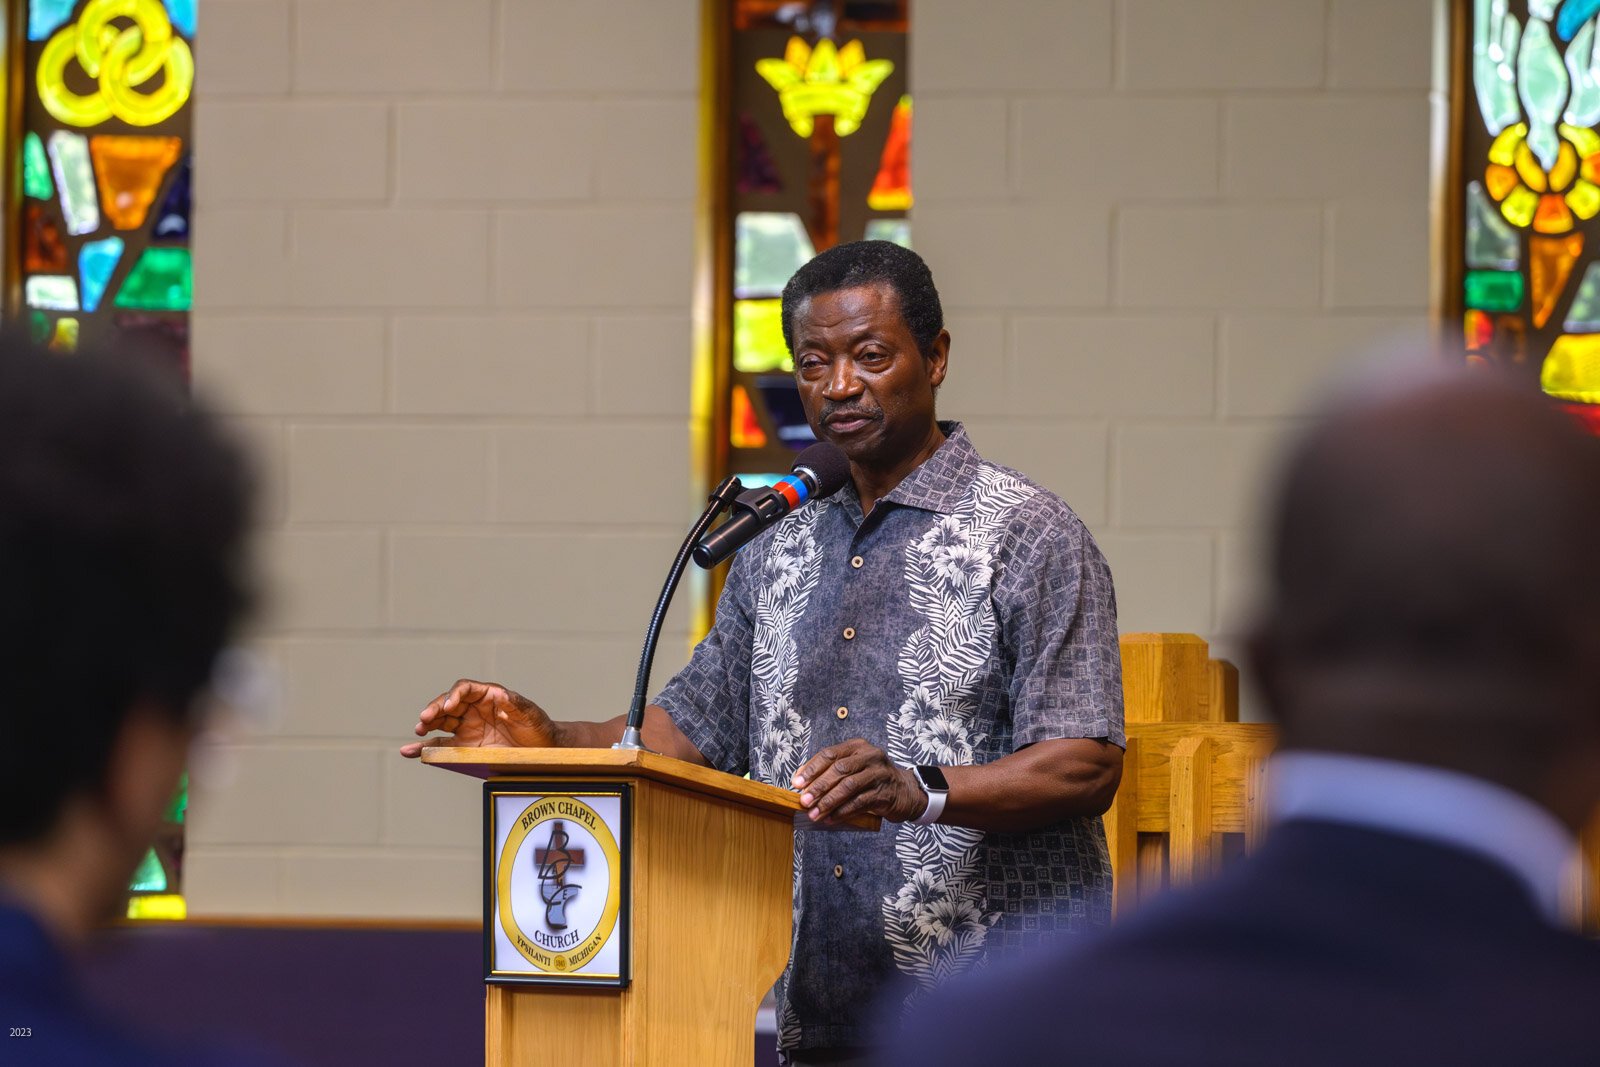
[780,240,944,359]
[0,341,255,846]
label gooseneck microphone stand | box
[614,475,745,752]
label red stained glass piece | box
[867,96,912,211]
[731,384,768,449]
[23,203,67,273]
[1557,400,1600,436]
[1464,309,1494,350]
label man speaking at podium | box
[403,242,1124,1065]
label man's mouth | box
[824,410,877,433]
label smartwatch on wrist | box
[910,765,950,825]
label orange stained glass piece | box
[1486,164,1520,201]
[731,384,768,449]
[1551,140,1579,191]
[1515,143,1549,192]
[1584,156,1600,184]
[1488,123,1528,166]
[24,203,67,273]
[1503,186,1539,227]
[1568,179,1600,220]
[1465,309,1494,350]
[1534,193,1575,233]
[89,135,182,230]
[867,95,912,212]
[1542,333,1600,403]
[1529,232,1585,328]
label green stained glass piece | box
[1465,269,1525,312]
[1566,262,1600,331]
[23,133,52,200]
[734,298,793,373]
[29,311,49,344]
[864,219,912,249]
[164,773,187,824]
[735,212,815,299]
[129,848,168,893]
[114,248,192,311]
[1466,181,1519,270]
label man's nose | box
[822,360,863,400]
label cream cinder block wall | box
[912,0,1437,671]
[188,0,1440,918]
[187,0,703,917]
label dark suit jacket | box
[886,820,1600,1066]
[0,901,281,1066]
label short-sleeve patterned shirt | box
[654,423,1123,1053]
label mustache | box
[821,403,880,424]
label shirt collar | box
[826,421,979,517]
[1268,750,1580,926]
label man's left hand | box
[792,738,927,824]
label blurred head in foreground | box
[0,341,254,940]
[1251,364,1600,831]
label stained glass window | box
[707,1,911,494]
[18,0,194,380]
[7,0,197,916]
[1450,0,1600,430]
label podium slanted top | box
[421,746,879,830]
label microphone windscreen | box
[793,442,851,498]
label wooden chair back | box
[1108,633,1600,932]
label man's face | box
[791,283,948,469]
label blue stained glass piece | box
[1560,0,1600,40]
[754,375,817,449]
[164,0,197,37]
[29,0,75,40]
[79,237,125,314]
[154,158,191,241]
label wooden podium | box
[422,746,808,1067]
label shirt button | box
[836,706,849,720]
[851,555,864,569]
[843,627,856,640]
[833,865,844,878]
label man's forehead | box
[794,283,903,333]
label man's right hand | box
[399,679,558,758]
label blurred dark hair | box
[0,340,254,846]
[781,240,944,359]
[1253,371,1600,782]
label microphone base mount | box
[612,725,651,752]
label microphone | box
[692,442,851,569]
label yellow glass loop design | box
[38,0,193,129]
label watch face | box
[917,765,949,792]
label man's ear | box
[101,704,190,840]
[926,328,950,390]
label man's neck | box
[852,422,946,516]
[0,809,119,946]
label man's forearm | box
[551,705,708,766]
[938,738,1122,833]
